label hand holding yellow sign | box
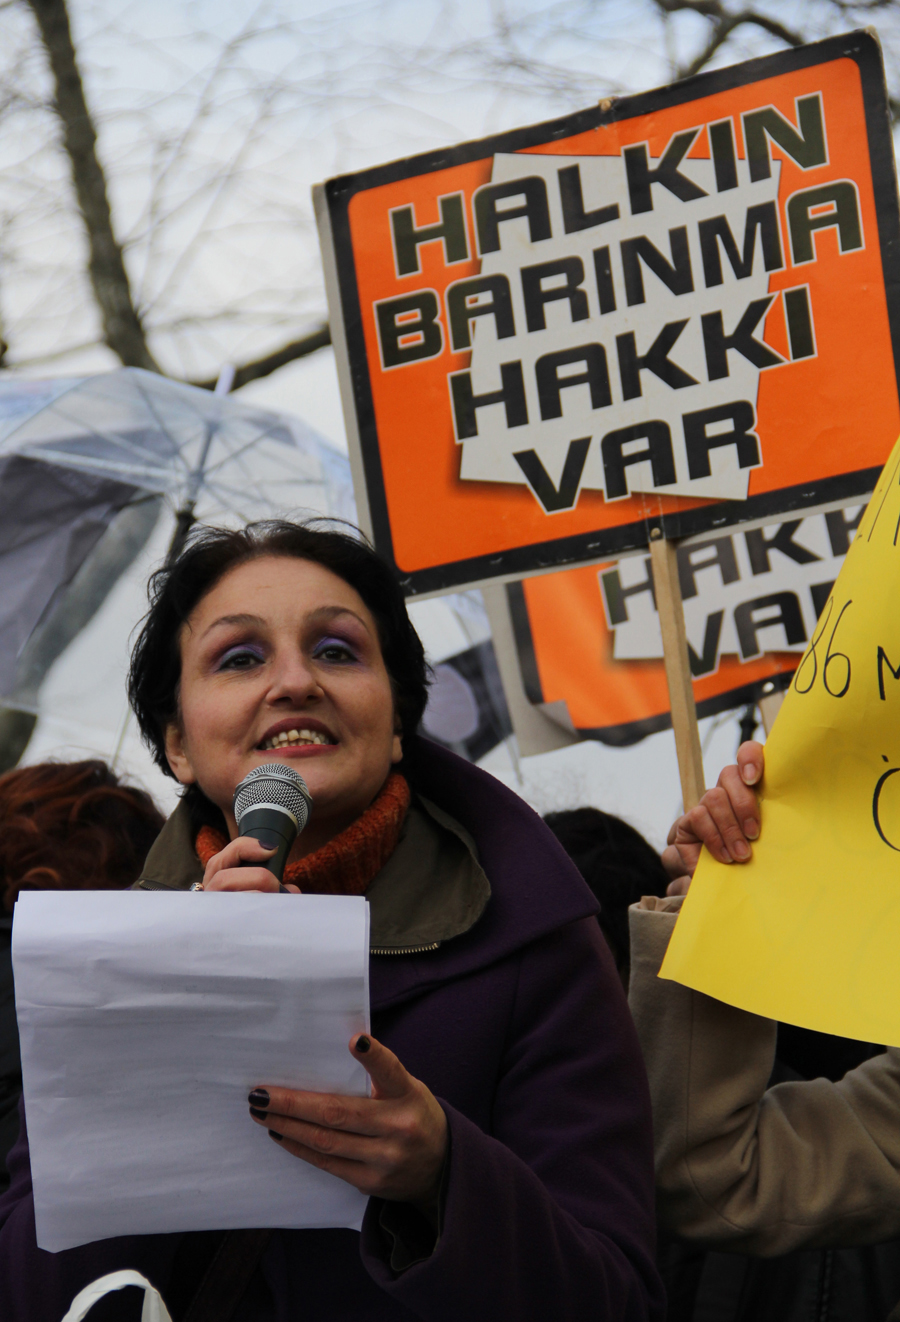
[660,435,900,1046]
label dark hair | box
[128,519,429,779]
[543,807,669,982]
[0,760,164,911]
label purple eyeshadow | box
[314,635,359,659]
[217,642,265,668]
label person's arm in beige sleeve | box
[630,741,900,1256]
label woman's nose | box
[266,651,323,704]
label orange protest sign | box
[507,560,798,744]
[505,505,856,743]
[316,33,900,596]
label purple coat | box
[0,742,664,1321]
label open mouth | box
[257,726,336,751]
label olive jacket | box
[628,897,900,1256]
[0,739,664,1322]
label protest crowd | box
[6,5,900,1322]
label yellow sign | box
[661,434,900,1045]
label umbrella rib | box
[206,444,319,509]
[132,373,247,457]
[35,399,142,458]
[128,376,195,475]
[27,390,184,482]
[202,446,316,507]
[0,377,87,449]
[199,418,298,478]
[24,450,171,485]
[130,378,301,504]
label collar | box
[367,738,600,1012]
[134,738,598,1013]
[195,773,411,897]
[134,788,490,955]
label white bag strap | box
[61,1270,173,1322]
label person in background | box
[0,760,164,1192]
[543,807,669,986]
[543,801,898,1319]
[629,741,900,1322]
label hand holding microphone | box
[199,764,312,894]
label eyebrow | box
[200,606,370,640]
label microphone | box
[233,763,312,887]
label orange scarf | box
[195,772,410,896]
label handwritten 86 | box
[793,597,853,699]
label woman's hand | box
[662,740,765,896]
[248,1034,448,1210]
[201,837,301,893]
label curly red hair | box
[0,760,164,912]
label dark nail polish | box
[268,1129,283,1142]
[248,1088,269,1107]
[249,1107,268,1120]
[355,1035,371,1054]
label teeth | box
[260,728,330,750]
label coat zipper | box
[370,943,440,955]
[815,1248,833,1322]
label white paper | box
[13,891,370,1252]
[604,508,860,672]
[462,152,781,503]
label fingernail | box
[355,1035,371,1054]
[742,764,759,784]
[249,1106,268,1120]
[744,819,759,840]
[248,1088,269,1107]
[268,1129,283,1142]
[733,841,750,860]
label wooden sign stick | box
[648,528,705,811]
[758,683,786,735]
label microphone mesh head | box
[233,763,311,832]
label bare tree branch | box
[653,1,806,80]
[675,11,744,79]
[24,0,160,371]
[8,0,900,397]
[189,323,331,391]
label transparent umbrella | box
[0,367,355,540]
[0,368,354,773]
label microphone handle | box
[237,805,298,886]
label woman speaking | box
[0,521,663,1322]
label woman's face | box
[164,555,402,848]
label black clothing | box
[661,1029,900,1322]
[0,916,20,1194]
